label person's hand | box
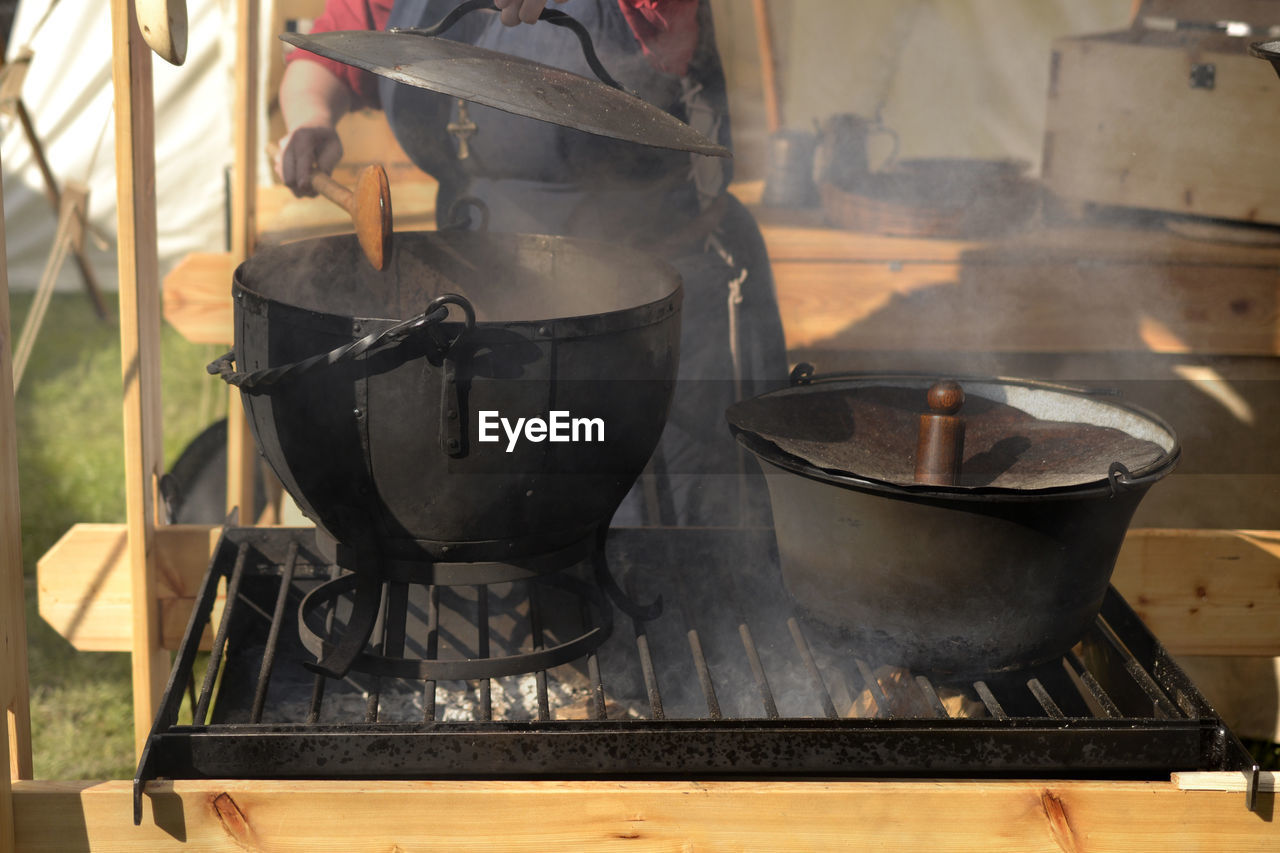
[493,0,569,27]
[276,125,344,198]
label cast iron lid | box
[280,0,730,158]
[726,374,1180,496]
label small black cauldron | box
[727,371,1179,676]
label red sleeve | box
[617,0,700,77]
[285,0,395,107]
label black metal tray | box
[134,525,1259,823]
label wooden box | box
[1042,6,1280,224]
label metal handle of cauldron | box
[207,294,477,391]
[444,196,491,232]
[1107,461,1169,495]
[390,0,626,91]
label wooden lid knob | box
[927,380,965,416]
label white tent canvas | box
[2,0,234,293]
[2,0,1128,294]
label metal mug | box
[812,113,899,191]
[762,129,820,208]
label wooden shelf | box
[164,180,1280,357]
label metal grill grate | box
[134,525,1259,822]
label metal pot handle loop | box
[207,293,476,391]
[788,362,816,386]
[1107,460,1169,495]
[445,196,491,232]
[392,0,626,91]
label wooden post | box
[226,0,260,522]
[110,0,169,755]
[1,151,34,853]
[751,0,782,133]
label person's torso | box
[379,0,730,240]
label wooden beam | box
[1174,770,1279,793]
[225,0,260,523]
[109,0,169,757]
[750,0,781,133]
[0,145,33,853]
[36,524,221,652]
[11,778,1278,850]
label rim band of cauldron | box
[729,371,1181,504]
[229,233,684,356]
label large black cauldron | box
[216,230,681,569]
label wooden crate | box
[1043,27,1280,224]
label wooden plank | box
[1177,654,1280,741]
[33,525,1280,657]
[755,210,1280,266]
[109,0,169,759]
[0,144,32,853]
[160,252,233,345]
[1112,529,1280,655]
[36,524,221,652]
[11,778,1279,850]
[1174,771,1279,793]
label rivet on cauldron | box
[353,322,363,334]
[537,325,550,336]
[446,437,460,451]
[525,490,534,497]
[353,408,364,419]
[448,409,458,421]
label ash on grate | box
[253,668,642,723]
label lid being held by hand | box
[280,0,731,158]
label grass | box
[10,290,226,779]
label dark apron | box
[380,0,787,525]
